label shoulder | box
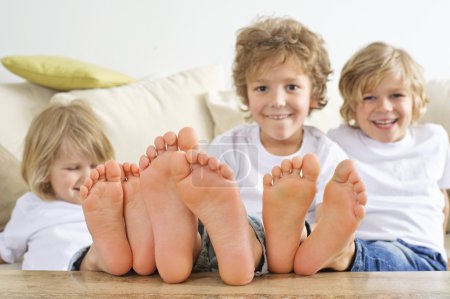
[413,122,447,135]
[327,124,365,150]
[411,123,449,143]
[9,192,43,218]
[14,192,42,207]
[304,125,334,142]
[304,125,348,159]
[327,124,358,140]
[305,125,343,147]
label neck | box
[260,129,303,156]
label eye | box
[90,164,97,169]
[391,93,405,99]
[66,166,79,171]
[254,85,268,92]
[363,95,375,101]
[286,84,299,91]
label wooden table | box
[1,270,450,298]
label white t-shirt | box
[0,192,92,270]
[328,124,450,258]
[208,123,348,224]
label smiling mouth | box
[372,119,397,127]
[264,114,292,120]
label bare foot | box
[121,162,156,275]
[262,154,320,273]
[79,160,132,275]
[293,159,367,275]
[139,127,201,283]
[175,150,261,286]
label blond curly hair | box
[232,16,332,110]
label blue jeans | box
[68,215,269,275]
[351,238,447,271]
[193,215,268,275]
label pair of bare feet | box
[79,127,367,285]
[263,155,367,275]
[80,127,260,285]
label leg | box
[139,127,201,283]
[121,162,156,275]
[294,159,367,275]
[352,239,448,271]
[79,161,132,275]
[176,150,262,286]
[262,154,320,273]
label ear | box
[309,99,320,109]
[349,110,358,127]
[43,172,52,183]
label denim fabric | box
[68,246,90,270]
[70,216,269,275]
[305,221,311,236]
[193,215,268,276]
[351,238,447,271]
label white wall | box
[1,0,449,84]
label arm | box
[0,198,31,264]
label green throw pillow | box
[1,55,135,91]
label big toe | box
[332,159,355,184]
[178,127,198,151]
[303,153,320,181]
[105,160,122,182]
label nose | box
[270,89,286,108]
[80,166,92,183]
[377,97,393,112]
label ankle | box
[79,247,100,271]
[328,240,356,271]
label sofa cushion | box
[205,90,247,136]
[0,82,56,160]
[422,80,450,233]
[1,56,135,91]
[422,80,450,136]
[0,144,28,232]
[51,65,225,163]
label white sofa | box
[1,64,450,270]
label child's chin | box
[373,134,397,143]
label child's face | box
[247,57,317,148]
[355,72,413,143]
[48,145,96,204]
